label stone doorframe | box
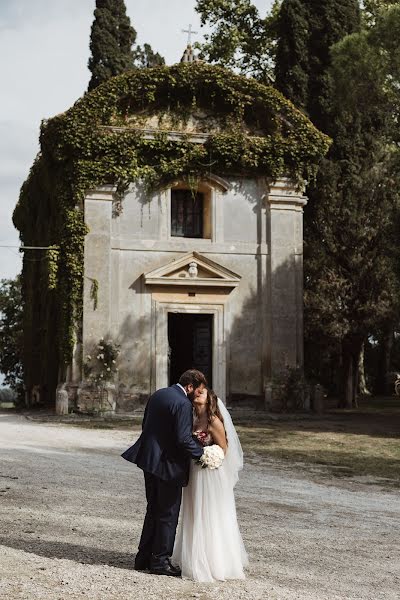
[151,301,226,401]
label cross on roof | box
[182,24,198,46]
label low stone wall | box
[56,381,324,415]
[116,389,149,413]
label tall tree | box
[302,4,400,406]
[88,0,137,91]
[195,0,281,82]
[274,1,366,407]
[0,277,24,395]
[88,0,165,91]
[275,0,361,132]
[273,0,309,109]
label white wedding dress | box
[172,400,248,582]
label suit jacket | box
[121,384,204,486]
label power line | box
[0,245,51,249]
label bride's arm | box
[209,416,228,454]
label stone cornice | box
[99,125,210,144]
[85,185,116,201]
[266,178,308,211]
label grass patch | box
[331,395,400,415]
[237,421,400,484]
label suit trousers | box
[137,471,182,567]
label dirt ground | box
[0,412,399,600]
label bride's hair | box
[206,389,228,442]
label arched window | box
[170,183,212,239]
[169,176,229,241]
[171,189,204,238]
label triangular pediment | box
[144,252,241,288]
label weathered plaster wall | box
[82,176,306,410]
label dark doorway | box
[168,313,213,387]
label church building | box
[14,49,328,412]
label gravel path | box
[0,413,399,600]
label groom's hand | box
[175,404,204,460]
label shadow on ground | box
[0,535,136,571]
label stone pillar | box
[81,186,115,410]
[266,178,307,379]
[83,186,114,345]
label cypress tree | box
[88,0,137,91]
[275,0,361,132]
[275,2,386,407]
[276,2,400,407]
[274,0,310,111]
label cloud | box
[0,121,34,280]
[0,7,92,123]
[0,121,38,175]
[0,2,93,280]
[0,0,89,30]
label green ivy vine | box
[13,62,330,372]
[89,278,99,311]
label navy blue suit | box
[121,384,203,567]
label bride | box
[172,388,248,582]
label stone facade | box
[66,173,307,412]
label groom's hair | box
[179,369,207,389]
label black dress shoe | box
[150,562,181,577]
[166,559,182,576]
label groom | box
[121,369,207,577]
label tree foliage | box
[88,0,137,91]
[0,277,24,394]
[88,0,165,91]
[302,5,400,405]
[133,43,165,68]
[275,0,361,132]
[195,0,282,82]
[362,0,399,24]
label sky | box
[0,0,273,282]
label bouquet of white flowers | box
[198,444,225,469]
